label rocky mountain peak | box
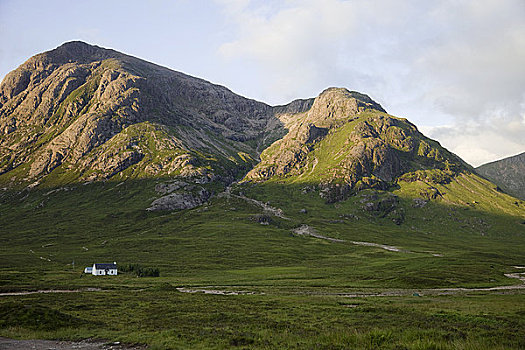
[295,87,386,129]
[0,42,469,209]
[37,41,119,65]
[0,42,278,187]
[316,87,385,111]
[245,87,467,202]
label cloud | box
[216,0,525,165]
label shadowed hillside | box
[476,152,525,200]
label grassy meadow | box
[0,175,524,349]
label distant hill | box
[476,152,525,200]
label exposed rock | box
[147,188,210,211]
[359,193,405,225]
[0,41,281,187]
[250,214,273,225]
[154,181,189,195]
[419,187,442,200]
[413,198,428,208]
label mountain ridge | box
[0,41,278,188]
[0,41,516,212]
[476,151,525,200]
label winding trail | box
[292,224,344,242]
[176,287,263,295]
[350,241,408,253]
[0,337,145,350]
[219,182,289,219]
[292,224,408,252]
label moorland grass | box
[0,176,524,348]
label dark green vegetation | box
[119,264,160,278]
[1,42,524,349]
[1,174,524,349]
[2,290,525,349]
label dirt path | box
[219,182,289,219]
[334,272,525,298]
[291,224,409,252]
[0,337,145,350]
[0,288,101,297]
[292,224,345,242]
[291,224,450,256]
[350,240,407,252]
[176,287,262,295]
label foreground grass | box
[1,288,524,349]
[0,177,524,348]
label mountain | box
[1,42,525,350]
[0,41,284,188]
[245,87,470,202]
[0,41,520,215]
[476,152,525,200]
[1,43,469,201]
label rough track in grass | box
[291,224,409,253]
[219,183,289,219]
[0,337,146,350]
[350,240,408,252]
[291,225,449,256]
[165,272,525,298]
[0,274,522,301]
[176,287,263,295]
[335,272,525,298]
[292,224,345,242]
[0,288,102,297]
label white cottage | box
[90,262,118,275]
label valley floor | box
[0,179,524,349]
[1,284,524,349]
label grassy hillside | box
[0,173,524,349]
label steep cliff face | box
[244,88,468,201]
[0,41,280,187]
[476,152,525,200]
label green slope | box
[1,45,524,349]
[0,175,524,348]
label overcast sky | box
[1,0,524,166]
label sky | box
[1,0,524,166]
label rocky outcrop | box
[147,187,210,211]
[244,88,467,202]
[0,41,281,188]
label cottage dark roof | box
[94,263,117,269]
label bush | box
[120,263,160,277]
